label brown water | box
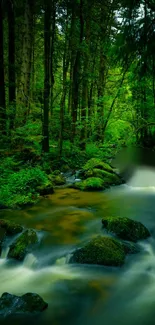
[1,170,155,325]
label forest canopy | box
[0,0,155,206]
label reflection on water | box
[1,167,155,324]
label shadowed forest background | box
[1,0,155,207]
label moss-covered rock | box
[52,170,61,176]
[73,177,104,191]
[70,236,125,266]
[48,173,66,186]
[36,182,54,195]
[102,216,150,242]
[53,175,66,185]
[85,168,123,186]
[0,228,6,253]
[61,164,71,172]
[83,158,114,173]
[0,219,23,236]
[8,229,38,261]
[0,292,48,315]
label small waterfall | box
[55,256,67,265]
[23,253,38,268]
[1,246,10,259]
[55,253,73,265]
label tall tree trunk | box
[71,0,83,140]
[50,0,56,115]
[80,0,90,150]
[42,1,51,153]
[16,0,35,120]
[0,1,6,135]
[8,0,16,129]
[59,15,70,157]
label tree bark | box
[42,0,51,153]
[0,1,6,135]
[8,0,16,129]
[16,0,35,119]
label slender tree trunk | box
[42,1,51,153]
[71,0,83,141]
[16,0,35,120]
[80,0,90,150]
[0,1,6,135]
[50,0,56,115]
[152,56,155,107]
[8,0,16,130]
[59,15,70,157]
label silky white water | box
[1,166,155,325]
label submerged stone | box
[8,229,38,261]
[0,292,48,315]
[102,216,150,242]
[0,219,23,236]
[70,236,125,266]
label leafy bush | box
[0,167,49,208]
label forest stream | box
[1,167,155,325]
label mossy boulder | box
[0,228,6,253]
[36,182,54,195]
[83,158,114,173]
[0,219,23,236]
[52,170,61,176]
[73,177,104,191]
[102,216,150,242]
[8,229,38,261]
[85,168,123,186]
[70,236,125,266]
[48,173,66,186]
[0,292,48,315]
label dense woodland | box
[1,0,155,207]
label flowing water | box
[1,167,155,325]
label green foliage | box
[0,167,49,208]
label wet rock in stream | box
[0,292,48,316]
[70,236,126,266]
[102,216,150,242]
[0,219,23,236]
[8,229,38,261]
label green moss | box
[52,170,61,175]
[71,236,125,266]
[85,168,122,186]
[48,173,66,186]
[102,216,150,242]
[83,158,114,173]
[0,219,23,235]
[8,229,38,261]
[0,292,48,314]
[74,177,104,191]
